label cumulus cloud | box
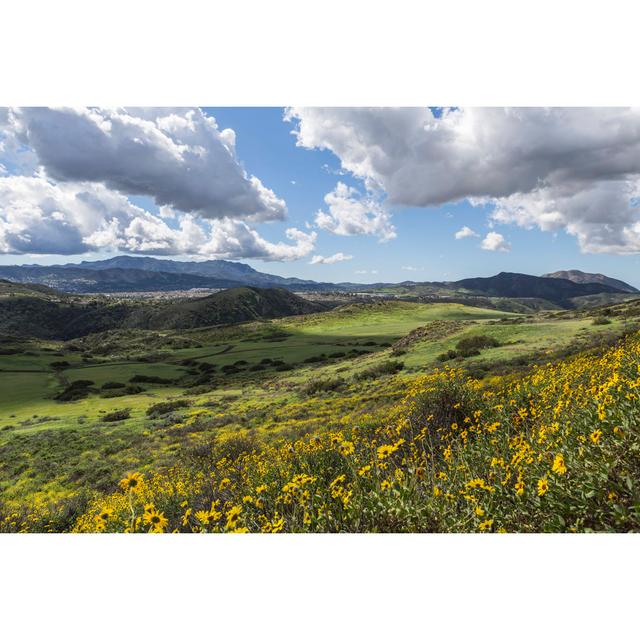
[7,107,286,222]
[454,225,479,239]
[0,108,319,261]
[0,175,315,260]
[488,179,640,254]
[286,107,640,254]
[314,182,396,241]
[480,231,511,252]
[0,175,163,255]
[309,252,353,265]
[200,219,316,262]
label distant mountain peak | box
[454,271,624,307]
[542,269,638,293]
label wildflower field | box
[1,301,639,532]
[75,333,640,533]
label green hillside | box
[0,283,326,339]
[2,294,639,532]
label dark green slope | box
[0,278,67,299]
[128,287,325,330]
[454,272,621,306]
[0,283,325,339]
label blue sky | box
[207,108,640,286]
[2,107,640,286]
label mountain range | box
[1,257,637,301]
[0,256,328,293]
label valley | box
[2,274,639,531]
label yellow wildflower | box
[478,519,493,532]
[552,453,567,475]
[143,508,168,533]
[119,472,144,493]
[339,440,355,456]
[537,477,549,496]
[377,444,395,460]
[225,505,242,530]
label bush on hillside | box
[101,409,131,422]
[437,335,501,361]
[354,360,404,380]
[146,399,190,418]
[301,377,345,396]
[101,385,144,398]
[129,374,174,384]
[54,379,96,402]
[101,381,126,390]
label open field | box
[1,298,639,531]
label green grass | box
[1,299,634,514]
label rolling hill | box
[0,283,326,339]
[127,286,326,330]
[452,272,623,307]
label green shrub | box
[456,335,500,354]
[101,409,131,422]
[355,360,404,380]
[221,364,240,374]
[437,349,460,362]
[301,377,345,396]
[129,374,174,384]
[101,381,126,390]
[100,385,144,398]
[146,399,190,418]
[54,380,96,402]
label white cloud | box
[286,107,640,254]
[0,175,159,255]
[309,252,353,265]
[314,182,396,241]
[480,231,511,252]
[6,107,286,223]
[200,219,316,262]
[0,175,315,261]
[454,225,479,239]
[488,179,640,254]
[355,269,378,275]
[0,108,319,261]
[401,265,422,271]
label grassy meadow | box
[1,299,638,532]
